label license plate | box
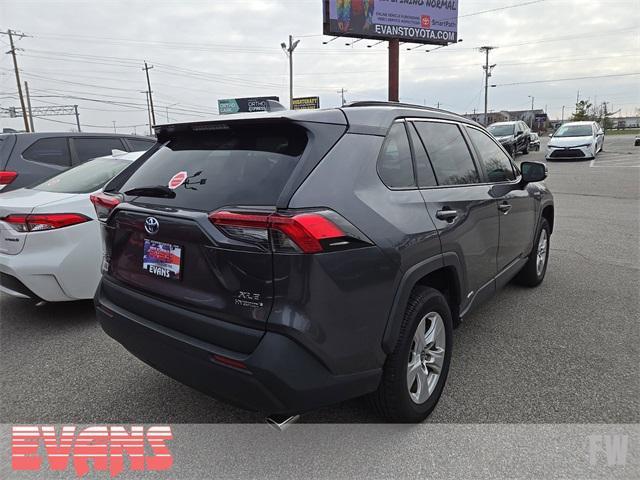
[143,239,182,280]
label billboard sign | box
[323,0,458,45]
[292,96,320,110]
[218,96,280,115]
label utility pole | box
[4,29,30,132]
[528,95,535,128]
[142,62,156,126]
[24,81,35,132]
[337,88,347,106]
[561,105,565,123]
[141,91,152,135]
[281,36,300,109]
[436,101,441,109]
[74,105,81,132]
[480,46,496,126]
[112,121,117,133]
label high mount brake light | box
[209,211,347,254]
[90,193,122,221]
[1,213,91,232]
[0,171,18,190]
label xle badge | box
[235,291,263,308]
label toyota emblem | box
[144,217,160,235]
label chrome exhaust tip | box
[265,414,300,432]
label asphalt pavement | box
[1,134,639,425]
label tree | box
[571,100,592,121]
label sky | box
[1,0,639,134]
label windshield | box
[32,157,132,194]
[117,123,308,211]
[554,125,593,137]
[488,124,515,136]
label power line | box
[493,72,640,87]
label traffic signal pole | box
[388,39,399,102]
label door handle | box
[498,202,512,214]
[436,209,458,222]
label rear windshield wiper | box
[124,185,176,199]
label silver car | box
[546,121,604,160]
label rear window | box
[32,157,132,194]
[118,123,308,211]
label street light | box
[281,35,300,109]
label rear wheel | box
[523,142,529,154]
[515,218,550,287]
[371,287,453,423]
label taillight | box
[209,210,371,254]
[90,192,122,221]
[1,213,91,232]
[0,171,18,191]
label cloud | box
[1,0,638,132]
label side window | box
[22,137,71,167]
[73,137,126,163]
[125,138,156,152]
[466,127,516,182]
[414,122,480,186]
[377,123,415,188]
[408,123,437,187]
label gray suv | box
[0,132,156,192]
[93,102,554,422]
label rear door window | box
[377,123,415,189]
[72,137,127,164]
[408,123,437,188]
[32,157,132,194]
[118,123,308,211]
[414,122,480,186]
[22,137,71,166]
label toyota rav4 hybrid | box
[92,102,554,423]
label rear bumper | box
[95,281,381,415]
[0,256,72,301]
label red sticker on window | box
[168,171,188,190]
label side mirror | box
[521,161,547,183]
[516,130,524,136]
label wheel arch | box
[382,253,464,355]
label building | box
[610,116,640,129]
[463,109,548,131]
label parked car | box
[0,132,155,192]
[634,136,640,147]
[529,132,541,151]
[487,121,531,158]
[93,102,554,423]
[0,151,142,302]
[546,121,604,160]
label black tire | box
[510,145,517,159]
[515,218,550,287]
[523,142,529,154]
[371,287,453,423]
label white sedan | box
[0,152,141,302]
[546,121,604,160]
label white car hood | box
[496,136,514,143]
[549,136,593,148]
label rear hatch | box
[101,117,347,343]
[0,189,78,255]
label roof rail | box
[342,101,448,113]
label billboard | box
[218,96,280,114]
[292,96,320,110]
[323,0,458,45]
